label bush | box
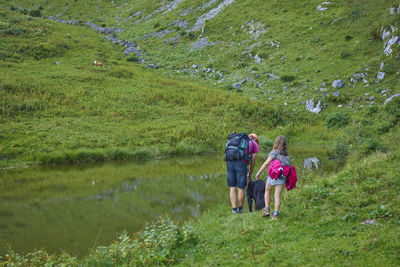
[126,54,139,62]
[359,138,387,156]
[384,97,400,121]
[29,9,41,17]
[109,69,133,79]
[339,50,353,58]
[326,112,349,128]
[4,26,27,36]
[333,140,348,163]
[383,61,398,74]
[281,75,296,83]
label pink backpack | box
[268,159,298,191]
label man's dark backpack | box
[224,133,250,162]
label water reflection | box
[0,148,340,258]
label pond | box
[0,147,341,258]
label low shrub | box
[3,26,27,36]
[109,68,133,79]
[326,112,349,128]
[339,49,353,58]
[359,138,387,156]
[384,97,400,121]
[333,140,349,163]
[281,75,296,83]
[126,54,139,62]
[28,9,41,17]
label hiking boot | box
[271,211,278,220]
[261,207,270,217]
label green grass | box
[0,0,400,265]
[0,9,285,168]
[2,149,399,266]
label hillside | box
[1,0,400,167]
[0,0,400,265]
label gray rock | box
[180,8,192,17]
[377,72,385,80]
[350,73,366,83]
[164,35,180,44]
[317,2,331,12]
[361,219,376,225]
[254,54,262,64]
[390,7,395,15]
[143,29,174,39]
[382,28,391,40]
[55,62,60,65]
[368,96,375,101]
[304,157,320,169]
[123,11,142,22]
[133,0,184,25]
[191,37,218,50]
[172,19,189,29]
[332,80,344,88]
[233,82,241,89]
[200,0,218,10]
[306,99,321,113]
[241,20,266,40]
[146,64,158,69]
[384,93,400,104]
[269,73,280,80]
[384,36,400,56]
[190,0,235,32]
[380,62,385,69]
[123,46,142,56]
[332,91,340,97]
[381,89,389,95]
[192,64,199,69]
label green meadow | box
[0,0,400,265]
[0,9,283,168]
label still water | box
[0,148,338,257]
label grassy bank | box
[2,149,399,266]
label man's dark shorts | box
[226,160,248,189]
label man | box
[225,133,259,213]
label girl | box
[255,136,290,219]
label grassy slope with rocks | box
[0,0,400,265]
[0,7,283,168]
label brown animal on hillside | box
[93,60,104,67]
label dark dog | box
[247,179,266,212]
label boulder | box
[332,80,344,88]
[304,157,320,169]
[377,72,385,80]
[317,2,331,12]
[233,82,241,89]
[306,99,321,113]
[384,93,400,104]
